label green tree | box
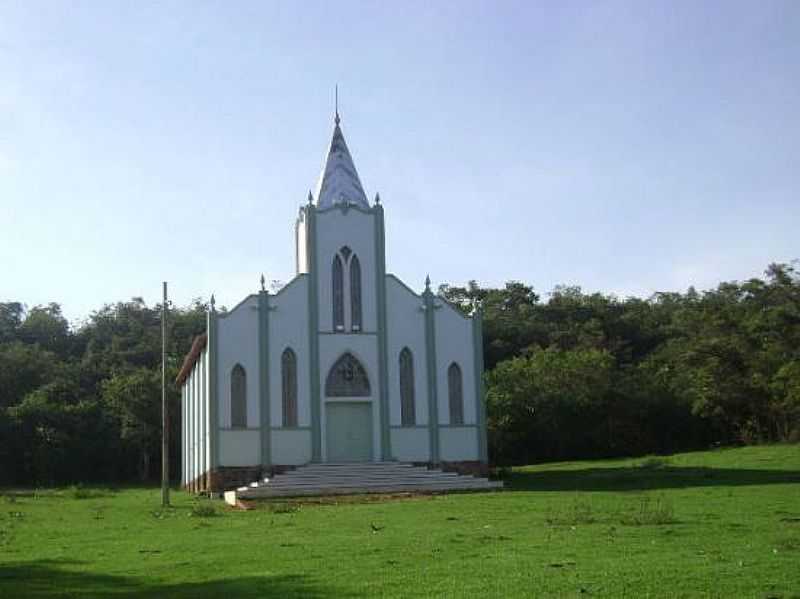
[101,368,162,481]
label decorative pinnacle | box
[375,192,381,205]
[334,84,340,126]
[307,190,313,205]
[260,274,266,292]
[210,293,216,310]
[425,274,431,291]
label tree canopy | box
[0,263,798,485]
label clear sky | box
[2,1,798,325]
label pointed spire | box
[210,293,216,311]
[425,275,431,292]
[307,190,313,205]
[313,108,369,210]
[375,192,381,205]
[334,84,340,126]
[260,274,266,292]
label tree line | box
[1,262,798,485]
[441,262,800,465]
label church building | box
[177,111,488,493]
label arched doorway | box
[324,353,372,462]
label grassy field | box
[1,445,799,598]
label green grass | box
[1,445,799,598]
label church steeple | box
[314,109,369,210]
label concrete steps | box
[224,462,502,505]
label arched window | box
[231,364,247,428]
[282,348,298,427]
[448,362,464,425]
[350,254,362,331]
[399,348,415,426]
[325,352,371,397]
[332,255,344,331]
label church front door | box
[325,402,373,462]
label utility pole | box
[161,281,170,507]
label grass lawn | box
[1,445,799,598]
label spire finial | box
[210,293,216,311]
[375,192,381,205]
[260,274,266,292]
[425,275,431,291]
[334,84,340,126]
[307,190,313,205]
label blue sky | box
[2,1,798,325]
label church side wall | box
[194,355,200,483]
[216,295,261,467]
[190,365,197,486]
[435,301,479,461]
[181,384,185,487]
[269,275,312,465]
[200,347,209,476]
[385,276,431,462]
[183,351,212,491]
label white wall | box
[272,429,312,465]
[390,428,429,462]
[315,209,377,333]
[181,383,187,485]
[296,212,308,274]
[216,295,260,429]
[434,301,477,426]
[318,333,380,461]
[182,345,210,484]
[219,429,260,466]
[269,276,310,428]
[439,427,479,461]
[203,349,211,473]
[385,276,428,426]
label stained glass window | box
[400,348,415,426]
[231,364,247,428]
[332,254,344,331]
[448,362,464,425]
[282,348,298,427]
[325,352,371,397]
[350,254,362,331]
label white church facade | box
[177,112,488,492]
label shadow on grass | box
[508,466,800,492]
[0,560,358,598]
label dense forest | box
[1,262,798,486]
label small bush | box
[621,496,676,526]
[68,485,92,499]
[546,498,595,526]
[189,502,219,518]
[66,485,111,500]
[638,457,670,470]
[269,502,301,514]
[775,536,800,551]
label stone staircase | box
[224,462,502,505]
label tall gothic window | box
[231,364,247,428]
[325,352,371,397]
[399,348,415,426]
[448,362,464,425]
[350,254,362,331]
[332,254,344,331]
[282,348,298,427]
